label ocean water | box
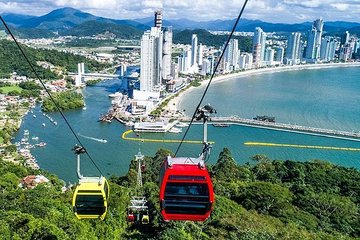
[15,66,360,182]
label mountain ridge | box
[1,7,360,38]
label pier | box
[180,116,360,142]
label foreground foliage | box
[0,148,359,239]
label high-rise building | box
[198,43,204,67]
[140,10,175,93]
[328,39,338,60]
[178,48,192,73]
[253,27,266,66]
[75,62,85,87]
[349,38,357,54]
[341,31,350,45]
[224,39,239,71]
[340,45,352,61]
[239,53,253,69]
[253,44,262,68]
[191,34,198,67]
[305,18,323,61]
[140,27,163,92]
[162,27,172,82]
[320,36,331,61]
[355,39,360,54]
[265,47,275,66]
[275,46,284,63]
[305,28,317,60]
[285,32,301,65]
[200,59,211,76]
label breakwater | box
[181,116,360,142]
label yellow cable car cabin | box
[72,176,110,220]
[142,213,149,224]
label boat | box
[99,139,108,143]
[42,123,46,127]
[31,136,39,141]
[53,121,58,125]
[24,130,29,136]
[33,114,36,118]
[125,122,135,127]
[36,142,47,147]
[108,92,122,98]
[176,122,189,127]
[134,121,169,133]
[168,127,182,133]
[253,115,275,123]
[212,123,230,127]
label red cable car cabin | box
[159,155,214,221]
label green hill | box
[173,29,252,51]
[62,20,143,39]
[0,39,110,78]
[0,147,359,239]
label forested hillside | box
[0,40,110,79]
[173,29,252,51]
[0,148,359,239]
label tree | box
[4,144,17,154]
[212,148,252,181]
[235,181,293,216]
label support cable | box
[174,0,249,156]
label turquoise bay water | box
[15,66,360,182]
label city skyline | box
[0,0,360,24]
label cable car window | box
[75,195,106,215]
[168,175,206,181]
[164,183,210,215]
[165,182,209,196]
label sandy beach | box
[166,62,360,114]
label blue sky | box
[0,0,360,23]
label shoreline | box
[168,62,360,114]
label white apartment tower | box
[253,27,266,67]
[191,34,198,67]
[224,39,239,71]
[140,27,163,92]
[265,47,275,66]
[140,10,174,92]
[276,46,284,63]
[162,27,172,82]
[198,43,204,67]
[305,18,324,61]
[286,32,301,65]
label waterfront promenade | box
[180,116,360,142]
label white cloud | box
[330,3,349,11]
[1,0,360,23]
[142,0,163,8]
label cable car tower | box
[159,104,216,221]
[72,146,110,220]
[127,151,150,225]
